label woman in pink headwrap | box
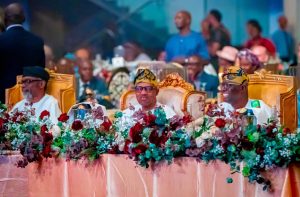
[237,49,262,74]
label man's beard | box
[23,91,33,102]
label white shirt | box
[78,79,90,98]
[219,99,272,125]
[12,94,61,124]
[118,102,176,133]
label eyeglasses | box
[19,79,42,85]
[135,86,156,92]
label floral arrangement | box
[113,107,192,167]
[1,104,55,167]
[1,101,300,191]
[186,104,300,191]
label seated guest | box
[251,45,270,64]
[123,41,151,62]
[11,66,61,123]
[219,66,272,124]
[122,68,176,119]
[186,55,219,97]
[216,46,238,73]
[244,19,276,56]
[237,49,262,74]
[76,59,114,109]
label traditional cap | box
[23,66,50,81]
[222,66,248,85]
[237,49,262,68]
[216,46,238,62]
[134,68,158,86]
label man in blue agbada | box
[165,10,209,64]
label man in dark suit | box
[76,59,114,109]
[0,3,45,103]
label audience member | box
[237,49,262,74]
[271,15,294,62]
[207,9,231,51]
[76,59,114,109]
[185,55,219,97]
[216,46,238,72]
[244,19,276,56]
[0,3,45,103]
[75,48,91,61]
[11,66,61,123]
[165,10,209,63]
[200,18,210,42]
[56,57,75,74]
[123,41,151,62]
[250,45,269,64]
[219,66,271,124]
[44,45,55,70]
[122,68,176,120]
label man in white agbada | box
[122,68,176,124]
[219,66,272,125]
[11,66,61,123]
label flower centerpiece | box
[114,106,192,167]
[52,105,116,161]
[186,103,300,190]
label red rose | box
[101,119,112,131]
[132,144,147,156]
[124,139,132,153]
[182,114,193,125]
[149,130,160,146]
[71,120,83,131]
[39,110,50,120]
[0,118,4,130]
[40,125,48,136]
[58,113,69,122]
[129,122,143,143]
[283,128,291,135]
[143,114,156,126]
[256,147,264,155]
[149,130,169,147]
[215,118,226,128]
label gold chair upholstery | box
[120,73,206,119]
[248,73,297,131]
[5,71,76,113]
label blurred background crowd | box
[0,0,299,109]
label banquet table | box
[0,153,300,197]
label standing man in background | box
[0,3,45,103]
[165,10,209,64]
[271,15,294,62]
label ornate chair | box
[5,71,76,113]
[120,73,206,119]
[248,72,297,131]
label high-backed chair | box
[120,73,206,119]
[248,73,297,131]
[5,71,76,113]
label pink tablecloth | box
[1,154,300,197]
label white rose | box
[201,132,212,140]
[209,126,220,135]
[195,137,205,148]
[51,125,61,138]
[194,117,204,126]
